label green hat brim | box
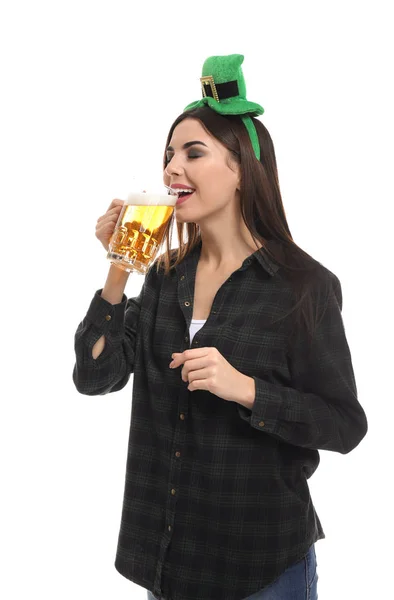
[184,96,264,117]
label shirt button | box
[171,488,176,496]
[179,413,185,420]
[180,275,185,280]
[184,336,189,342]
[105,315,111,321]
[175,451,181,457]
[185,301,191,307]
[259,421,265,427]
[168,525,171,531]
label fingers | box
[96,206,122,223]
[179,357,210,380]
[106,198,125,212]
[184,367,212,383]
[95,199,125,251]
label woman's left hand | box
[169,347,255,405]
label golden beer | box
[107,192,177,274]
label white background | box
[1,1,392,599]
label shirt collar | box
[177,239,281,277]
[243,240,281,276]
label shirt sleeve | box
[237,273,368,454]
[72,282,144,396]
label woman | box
[73,54,368,600]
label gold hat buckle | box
[200,75,220,102]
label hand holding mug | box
[95,199,125,252]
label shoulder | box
[281,240,342,309]
[274,241,341,296]
[307,260,342,311]
[311,260,340,288]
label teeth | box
[174,188,195,193]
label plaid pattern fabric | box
[73,239,367,600]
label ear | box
[235,164,241,192]
[227,152,241,190]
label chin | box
[174,209,193,223]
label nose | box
[164,156,184,178]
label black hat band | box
[201,78,239,102]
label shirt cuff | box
[237,376,283,434]
[85,289,128,331]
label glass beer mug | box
[107,185,179,275]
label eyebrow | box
[166,140,208,152]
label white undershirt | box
[189,319,206,346]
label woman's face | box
[163,118,240,224]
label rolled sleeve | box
[72,286,144,396]
[85,289,128,331]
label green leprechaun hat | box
[184,54,265,160]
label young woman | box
[73,54,368,600]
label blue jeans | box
[147,543,318,599]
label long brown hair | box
[156,106,334,349]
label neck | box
[198,215,263,271]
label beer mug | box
[107,185,179,274]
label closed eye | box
[165,153,203,164]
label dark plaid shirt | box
[72,239,367,600]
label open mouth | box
[176,189,195,204]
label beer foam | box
[126,192,177,206]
